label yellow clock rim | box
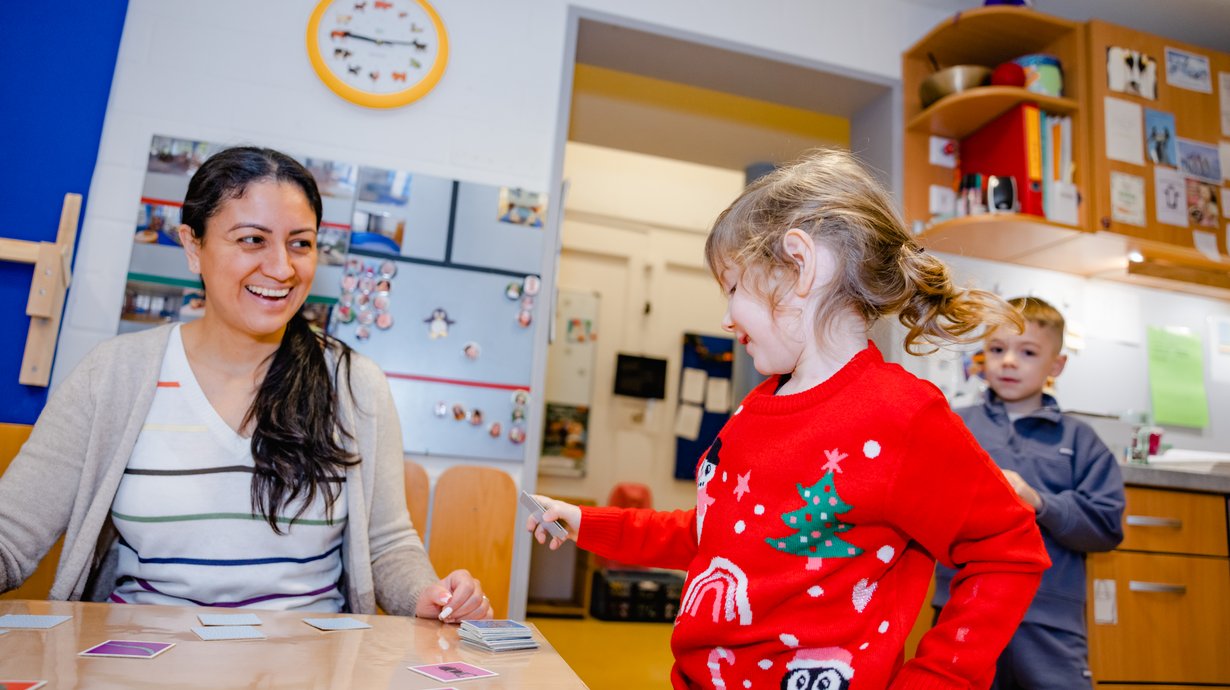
[306,0,449,109]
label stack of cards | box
[457,619,539,652]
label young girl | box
[528,149,1049,689]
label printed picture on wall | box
[134,201,183,246]
[1177,138,1223,183]
[1187,178,1221,228]
[541,402,589,463]
[1165,46,1212,93]
[147,135,214,176]
[497,187,547,228]
[1110,171,1146,227]
[1106,46,1157,100]
[317,224,351,266]
[357,167,413,206]
[120,280,203,334]
[304,158,357,199]
[1143,108,1177,167]
[1154,166,1189,227]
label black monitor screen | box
[613,354,667,400]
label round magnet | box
[355,325,371,341]
[375,312,394,330]
[523,275,541,296]
[434,401,448,417]
[339,291,354,307]
[379,260,397,279]
[345,258,363,275]
[511,407,526,423]
[516,310,532,328]
[341,274,358,292]
[508,425,526,444]
[463,342,481,361]
[488,422,502,438]
[511,389,530,406]
[373,293,390,312]
[358,276,375,295]
[469,409,484,426]
[520,296,534,310]
[451,404,467,421]
[504,282,522,300]
[376,279,392,293]
[335,305,355,324]
[357,308,376,326]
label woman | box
[0,146,490,620]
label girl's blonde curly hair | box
[705,148,1021,354]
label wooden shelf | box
[918,216,1230,300]
[916,214,1083,262]
[904,6,1080,67]
[907,88,1078,139]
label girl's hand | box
[524,494,581,550]
[415,569,493,623]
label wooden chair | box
[0,422,63,601]
[427,465,517,618]
[403,459,431,542]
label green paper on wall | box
[1147,326,1209,428]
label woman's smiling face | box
[180,179,318,344]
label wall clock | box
[306,0,448,109]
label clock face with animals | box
[306,0,448,108]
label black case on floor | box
[589,568,685,622]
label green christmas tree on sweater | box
[767,470,862,570]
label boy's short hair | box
[1006,296,1064,350]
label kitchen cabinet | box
[1087,485,1230,686]
[903,7,1230,300]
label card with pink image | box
[408,661,497,682]
[79,639,175,659]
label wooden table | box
[0,600,589,689]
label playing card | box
[191,626,266,641]
[460,619,529,631]
[408,661,498,682]
[0,681,48,690]
[519,491,568,539]
[302,617,371,631]
[0,614,71,630]
[197,613,262,627]
[79,640,175,659]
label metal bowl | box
[919,65,992,108]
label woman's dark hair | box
[182,146,356,533]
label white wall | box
[539,143,745,512]
[51,0,958,617]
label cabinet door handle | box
[1125,515,1182,528]
[1128,581,1187,594]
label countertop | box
[1119,461,1230,494]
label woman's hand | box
[524,494,581,550]
[415,569,493,623]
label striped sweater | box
[109,325,346,611]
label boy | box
[934,296,1125,689]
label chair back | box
[427,465,517,618]
[0,423,63,601]
[403,459,431,542]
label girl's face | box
[180,180,318,344]
[719,264,805,376]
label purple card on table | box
[79,640,175,659]
[408,661,498,682]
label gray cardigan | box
[0,325,437,614]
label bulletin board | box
[674,332,734,480]
[1087,21,1230,252]
[122,135,552,462]
[539,289,600,477]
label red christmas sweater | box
[578,343,1048,690]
